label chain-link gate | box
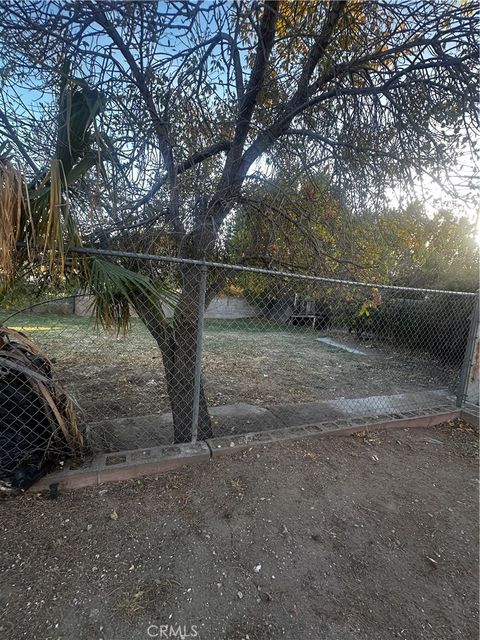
[0,251,476,488]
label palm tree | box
[1,70,175,323]
[0,77,190,471]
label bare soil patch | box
[0,420,477,640]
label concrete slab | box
[86,414,173,452]
[87,391,457,453]
[210,403,281,436]
[210,402,270,417]
[315,337,367,355]
[267,402,344,427]
[87,403,282,451]
[326,389,455,417]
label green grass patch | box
[203,318,314,335]
[2,311,92,331]
[3,313,312,337]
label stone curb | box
[29,408,460,492]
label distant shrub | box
[368,295,474,366]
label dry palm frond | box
[0,326,83,452]
[0,158,68,283]
[42,159,67,276]
[0,162,28,278]
[0,159,176,333]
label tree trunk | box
[132,267,213,443]
[165,317,212,443]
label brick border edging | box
[30,408,460,492]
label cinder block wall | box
[73,295,258,320]
[205,296,257,319]
[29,298,76,315]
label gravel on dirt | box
[0,420,478,640]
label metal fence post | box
[457,290,479,408]
[191,265,207,443]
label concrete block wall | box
[205,296,258,319]
[28,297,76,316]
[73,294,258,320]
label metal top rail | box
[71,246,476,297]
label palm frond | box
[86,257,178,333]
[0,79,175,336]
[0,161,27,278]
[0,326,83,451]
[56,80,105,175]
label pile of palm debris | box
[0,327,83,491]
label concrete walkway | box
[87,389,456,452]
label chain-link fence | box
[0,251,477,488]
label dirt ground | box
[7,314,457,424]
[0,420,478,640]
[202,326,455,409]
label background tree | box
[229,182,479,291]
[226,170,377,279]
[0,0,478,441]
[376,204,479,291]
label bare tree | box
[0,0,478,441]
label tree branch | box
[214,0,280,203]
[0,109,40,174]
[237,0,346,189]
[127,140,232,212]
